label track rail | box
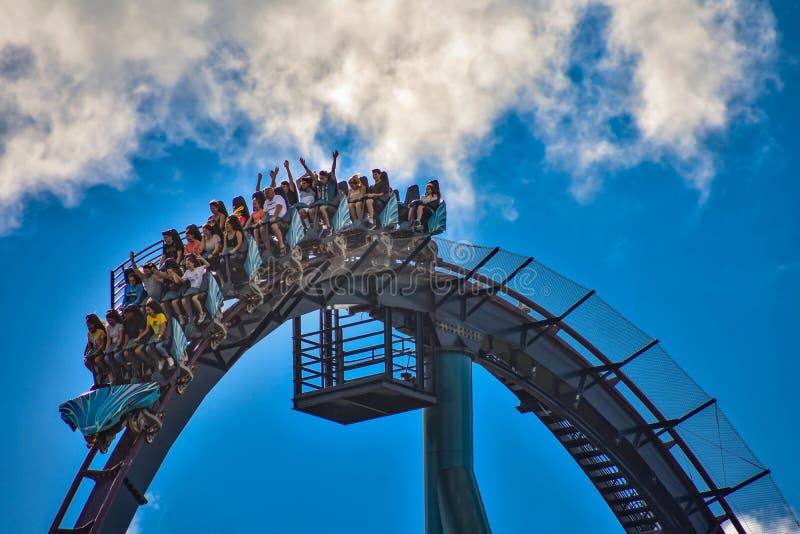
[52,236,797,533]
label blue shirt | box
[122,282,146,307]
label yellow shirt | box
[147,313,167,336]
[88,328,106,349]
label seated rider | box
[365,169,392,227]
[263,187,289,255]
[300,150,339,234]
[184,224,204,259]
[129,254,164,304]
[121,268,146,309]
[104,309,124,384]
[201,222,223,271]
[159,229,184,267]
[161,259,185,323]
[266,165,299,206]
[232,195,250,225]
[347,174,367,222]
[84,314,108,387]
[117,305,147,381]
[180,254,210,324]
[136,299,172,375]
[221,215,249,284]
[410,180,442,232]
[247,191,269,251]
[284,159,316,227]
[207,200,229,230]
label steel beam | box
[423,350,491,534]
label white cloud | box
[0,0,777,233]
[126,514,140,534]
[723,513,799,534]
[126,491,160,534]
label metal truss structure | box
[51,235,799,533]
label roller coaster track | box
[51,236,799,533]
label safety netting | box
[433,238,799,533]
[109,234,797,532]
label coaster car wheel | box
[96,431,116,454]
[344,230,368,250]
[244,282,263,313]
[414,239,439,273]
[327,238,346,269]
[294,243,311,262]
[333,234,348,256]
[175,363,195,395]
[281,248,304,284]
[209,315,227,350]
[141,409,163,444]
[257,253,279,279]
[325,235,346,260]
[282,260,303,285]
[369,234,393,268]
[126,411,143,434]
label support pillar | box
[424,350,491,534]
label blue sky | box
[1,1,798,533]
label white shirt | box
[107,322,123,345]
[183,266,206,289]
[298,188,315,206]
[203,234,220,253]
[264,195,287,217]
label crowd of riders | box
[83,151,444,388]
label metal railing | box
[294,308,422,394]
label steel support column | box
[423,350,491,534]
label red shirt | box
[185,239,203,256]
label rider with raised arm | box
[130,252,165,304]
[301,150,339,235]
[269,165,299,206]
[286,159,316,227]
[263,186,289,255]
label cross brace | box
[618,398,717,448]
[435,247,500,309]
[570,339,659,408]
[465,257,534,318]
[699,469,770,506]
